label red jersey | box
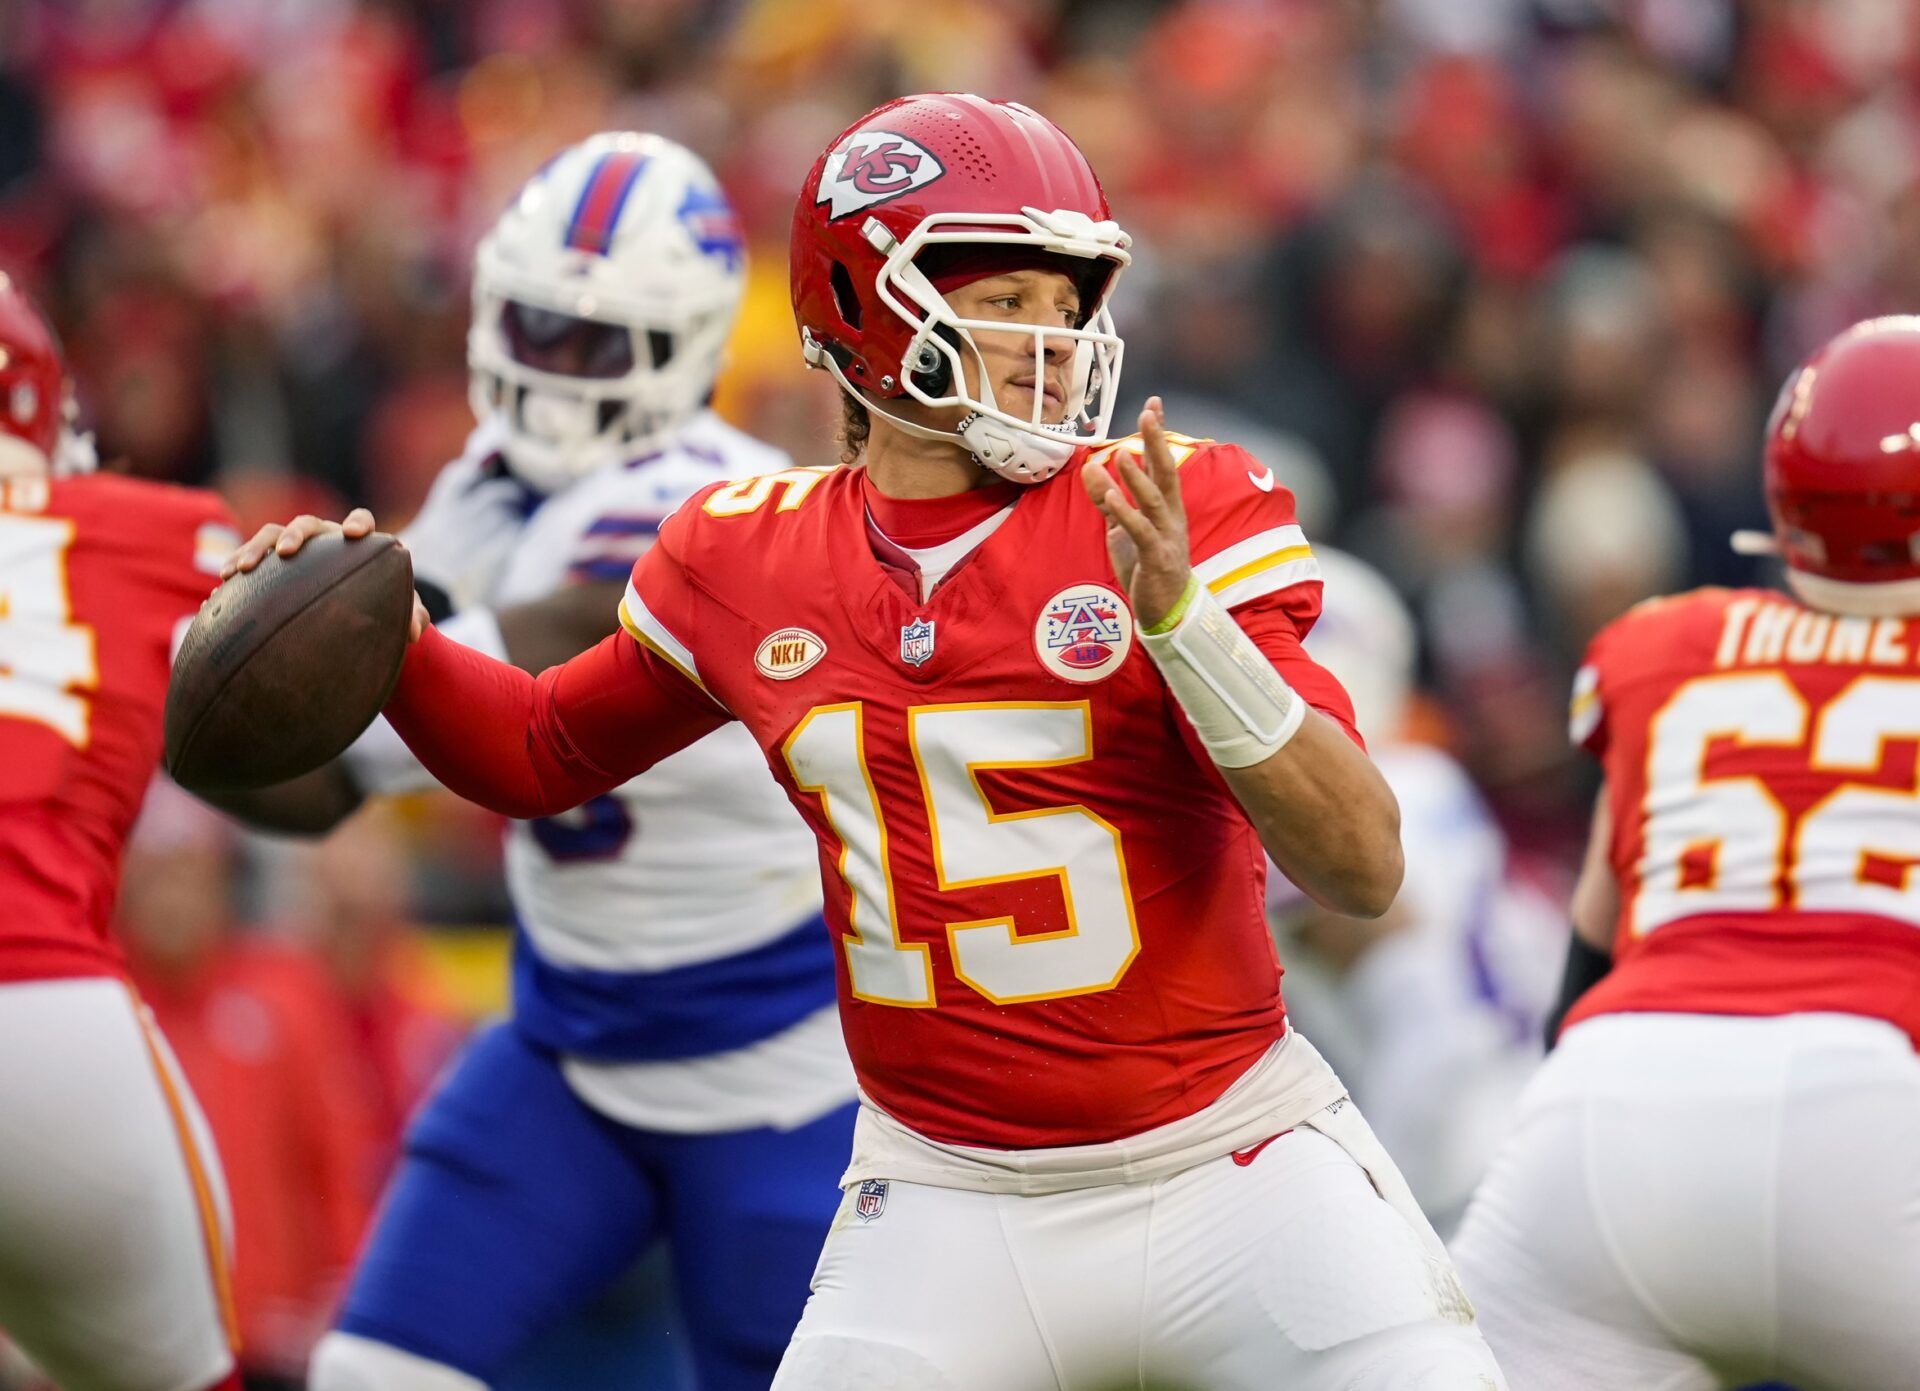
[386,436,1359,1149]
[0,473,237,982]
[1566,586,1920,1046]
[623,438,1355,1146]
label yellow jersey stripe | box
[1192,524,1308,587]
[618,598,708,695]
[1205,544,1315,597]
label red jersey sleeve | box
[614,492,729,708]
[1176,440,1360,745]
[171,491,241,652]
[1571,612,1633,759]
[383,625,727,818]
[181,493,242,593]
[384,488,735,817]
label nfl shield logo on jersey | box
[900,617,936,668]
[1035,583,1133,684]
[855,1179,889,1221]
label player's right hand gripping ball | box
[165,532,414,792]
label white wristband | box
[1139,579,1306,768]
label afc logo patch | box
[1035,583,1133,684]
[855,1178,889,1221]
[816,133,945,219]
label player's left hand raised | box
[1081,396,1193,629]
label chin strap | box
[954,412,1079,481]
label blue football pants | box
[334,1023,854,1389]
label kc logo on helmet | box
[1035,583,1133,684]
[817,133,945,219]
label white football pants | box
[774,1103,1506,1391]
[1452,1011,1920,1391]
[0,978,237,1391]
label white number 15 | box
[784,701,1141,1008]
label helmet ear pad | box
[907,323,965,398]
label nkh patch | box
[816,132,945,219]
[900,617,936,668]
[1035,582,1133,684]
[755,627,827,680]
[855,1178,889,1221]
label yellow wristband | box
[1142,575,1201,636]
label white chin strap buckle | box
[957,413,1078,484]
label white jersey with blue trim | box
[380,409,851,1133]
[487,417,823,975]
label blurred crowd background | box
[1,0,1910,1384]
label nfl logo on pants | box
[855,1179,888,1221]
[899,618,936,668]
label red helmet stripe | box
[565,151,649,256]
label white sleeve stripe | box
[1569,664,1603,746]
[1212,554,1322,611]
[1192,525,1309,588]
[193,522,240,575]
[618,580,706,691]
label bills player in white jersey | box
[204,134,854,1391]
[1271,549,1559,1232]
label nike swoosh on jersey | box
[1230,1130,1291,1166]
[1247,468,1275,492]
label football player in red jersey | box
[1452,315,1920,1391]
[229,95,1506,1389]
[0,275,245,1391]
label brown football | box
[165,532,414,793]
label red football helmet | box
[1744,316,1920,614]
[0,274,91,478]
[791,93,1132,482]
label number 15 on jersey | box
[784,700,1141,1009]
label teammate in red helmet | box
[1454,314,1920,1390]
[0,276,94,478]
[231,95,1507,1389]
[0,272,245,1391]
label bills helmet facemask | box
[469,132,746,494]
[0,273,95,479]
[1735,316,1920,616]
[791,93,1131,483]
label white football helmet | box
[469,132,746,493]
